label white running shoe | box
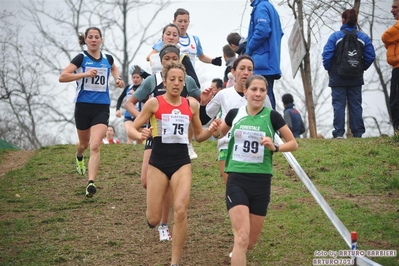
[158,225,172,241]
[229,252,232,258]
[188,144,198,160]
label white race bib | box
[84,67,108,92]
[232,129,265,163]
[161,114,189,144]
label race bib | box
[161,114,189,144]
[232,129,265,163]
[84,67,108,92]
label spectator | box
[322,8,375,138]
[246,0,284,110]
[210,78,224,97]
[382,0,399,134]
[223,44,236,88]
[102,126,121,144]
[227,32,247,55]
[282,93,305,138]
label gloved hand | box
[211,56,222,66]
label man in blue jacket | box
[322,9,375,138]
[246,0,283,110]
[282,93,305,138]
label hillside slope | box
[0,138,398,265]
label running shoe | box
[188,144,198,160]
[158,225,172,241]
[76,155,86,175]
[85,182,96,198]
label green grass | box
[0,137,398,265]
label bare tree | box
[280,0,393,137]
[0,12,65,149]
[18,0,171,144]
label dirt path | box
[0,150,35,176]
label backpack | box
[335,29,365,78]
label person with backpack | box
[322,8,375,138]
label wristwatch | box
[274,144,279,152]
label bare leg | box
[248,213,265,250]
[229,205,250,266]
[161,186,173,224]
[141,149,151,188]
[87,124,107,181]
[219,160,228,184]
[142,148,172,239]
[146,165,169,226]
[123,120,134,144]
[76,129,90,158]
[229,206,266,265]
[169,164,192,265]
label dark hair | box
[212,78,223,89]
[131,65,142,76]
[342,9,357,27]
[245,75,268,90]
[227,32,241,46]
[232,55,254,70]
[162,23,180,36]
[174,8,189,20]
[282,93,294,105]
[223,44,236,58]
[159,44,180,60]
[78,27,102,47]
[162,61,186,81]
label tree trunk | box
[298,0,317,138]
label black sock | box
[147,220,156,229]
[76,155,83,161]
[88,180,94,184]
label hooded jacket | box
[382,20,399,69]
[246,0,283,78]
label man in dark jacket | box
[282,94,305,138]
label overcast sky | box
[1,0,395,139]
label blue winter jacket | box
[322,24,375,87]
[246,0,283,78]
[283,103,304,138]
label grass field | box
[0,137,398,265]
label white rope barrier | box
[275,134,382,266]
